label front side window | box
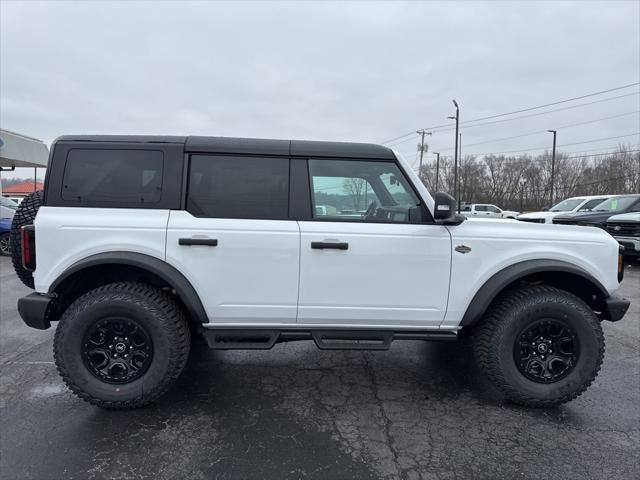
[62,149,163,203]
[308,159,421,223]
[579,198,606,211]
[187,155,289,219]
[593,196,640,212]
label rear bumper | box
[17,293,54,330]
[602,295,630,322]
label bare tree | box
[343,177,368,211]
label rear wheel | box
[54,282,190,409]
[10,190,43,288]
[474,285,604,407]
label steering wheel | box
[364,201,378,219]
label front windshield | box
[593,196,640,212]
[0,197,18,210]
[550,198,584,212]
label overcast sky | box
[1,0,639,179]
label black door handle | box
[311,241,349,250]
[178,238,218,246]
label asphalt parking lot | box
[0,256,638,480]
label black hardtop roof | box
[55,135,396,160]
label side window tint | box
[62,149,163,203]
[475,205,487,212]
[187,155,289,219]
[308,159,421,223]
[581,198,604,211]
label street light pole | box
[448,100,460,211]
[434,152,440,191]
[416,130,432,181]
[548,129,557,206]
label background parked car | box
[517,195,614,224]
[553,194,640,228]
[0,217,11,256]
[607,212,640,257]
[460,203,519,219]
[0,196,18,220]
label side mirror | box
[433,192,465,225]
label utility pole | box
[416,130,432,181]
[448,100,460,212]
[548,129,557,206]
[433,152,440,191]
[459,133,462,208]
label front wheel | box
[474,285,604,407]
[54,282,190,409]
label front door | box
[166,154,300,325]
[297,159,451,327]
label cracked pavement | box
[1,256,638,479]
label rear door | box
[165,155,300,324]
[297,158,451,327]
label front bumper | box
[17,293,54,330]
[614,236,640,255]
[602,295,631,322]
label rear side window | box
[187,155,289,219]
[62,149,163,203]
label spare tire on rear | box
[10,190,44,289]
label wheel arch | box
[49,252,208,324]
[460,259,609,327]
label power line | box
[386,91,640,148]
[398,142,640,163]
[449,82,640,125]
[381,84,640,145]
[417,148,640,170]
[467,132,639,157]
[437,111,639,152]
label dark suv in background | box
[552,194,640,228]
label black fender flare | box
[460,259,608,326]
[49,251,209,324]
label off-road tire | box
[54,282,191,409]
[474,285,604,407]
[0,232,10,256]
[10,190,44,288]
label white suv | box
[12,135,630,409]
[517,195,614,224]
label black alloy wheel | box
[514,319,579,383]
[82,317,154,384]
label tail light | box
[618,245,624,283]
[21,225,36,271]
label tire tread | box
[53,281,190,409]
[474,285,605,407]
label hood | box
[448,216,617,247]
[552,210,614,224]
[607,212,640,223]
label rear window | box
[187,155,289,219]
[62,149,163,203]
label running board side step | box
[202,329,458,350]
